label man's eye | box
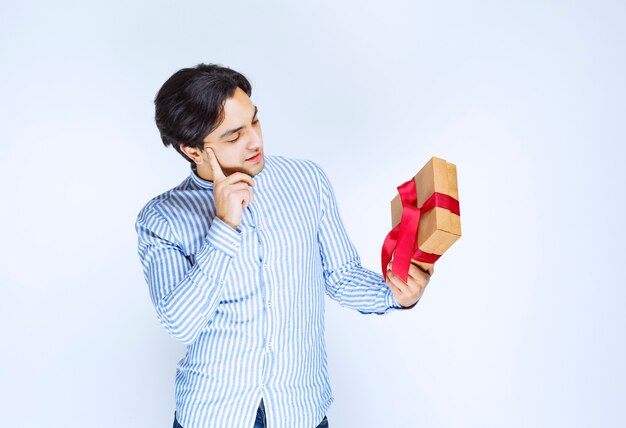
[228,135,240,143]
[252,119,260,125]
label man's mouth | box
[246,152,262,162]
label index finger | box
[409,262,432,279]
[205,147,225,180]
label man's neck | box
[193,163,214,182]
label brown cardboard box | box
[390,157,461,273]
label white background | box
[1,1,625,427]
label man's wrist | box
[399,298,419,309]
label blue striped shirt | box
[135,155,404,428]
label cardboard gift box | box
[383,156,461,280]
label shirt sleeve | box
[135,205,242,344]
[313,163,414,314]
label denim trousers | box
[173,399,329,427]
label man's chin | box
[250,158,265,176]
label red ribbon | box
[381,179,460,283]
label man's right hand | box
[206,147,255,230]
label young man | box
[135,63,430,428]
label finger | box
[385,274,403,295]
[387,270,410,294]
[408,264,431,283]
[224,182,252,194]
[410,261,433,276]
[406,267,429,296]
[406,268,429,295]
[221,185,252,203]
[233,188,252,205]
[404,278,426,300]
[205,147,226,180]
[222,171,255,187]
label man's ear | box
[179,144,203,165]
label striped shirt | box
[135,155,405,428]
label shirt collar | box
[189,163,214,189]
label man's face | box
[190,87,265,180]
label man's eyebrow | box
[219,106,258,140]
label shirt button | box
[267,301,272,308]
[231,241,238,247]
[263,263,269,270]
[219,279,225,285]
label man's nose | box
[248,127,262,148]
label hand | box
[206,148,255,229]
[385,262,432,308]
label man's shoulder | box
[135,190,174,226]
[135,176,195,226]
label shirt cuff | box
[385,288,418,310]
[198,216,243,262]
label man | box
[135,63,430,428]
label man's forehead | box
[203,91,257,143]
[221,94,255,124]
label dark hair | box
[154,63,252,163]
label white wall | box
[1,1,624,426]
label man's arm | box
[135,206,242,344]
[313,163,411,314]
[136,148,255,345]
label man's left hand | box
[385,262,432,308]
